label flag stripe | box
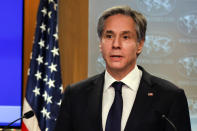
[22,122,28,131]
[22,99,41,131]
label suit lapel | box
[85,72,105,131]
[124,67,155,130]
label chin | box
[107,65,125,72]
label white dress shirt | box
[102,65,142,131]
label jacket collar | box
[124,65,155,130]
[85,72,105,131]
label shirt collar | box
[104,70,116,92]
[104,65,142,92]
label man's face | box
[100,14,144,75]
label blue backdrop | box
[0,0,23,127]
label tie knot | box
[111,81,124,92]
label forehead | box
[103,14,136,33]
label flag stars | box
[56,25,58,33]
[36,55,44,65]
[33,86,40,97]
[51,47,59,57]
[47,95,52,104]
[46,112,50,119]
[53,32,58,41]
[42,91,53,104]
[59,85,64,94]
[48,28,50,35]
[54,3,58,11]
[47,78,55,88]
[38,39,45,49]
[40,23,46,32]
[41,107,47,117]
[42,91,48,101]
[25,0,63,129]
[48,63,57,73]
[41,107,51,119]
[48,11,52,19]
[46,45,49,50]
[57,100,62,106]
[48,0,54,3]
[35,70,42,80]
[41,7,47,17]
[43,75,48,82]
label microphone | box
[154,110,177,131]
[23,110,34,119]
[3,110,34,130]
[162,114,177,131]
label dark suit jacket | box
[55,66,191,131]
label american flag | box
[22,0,63,131]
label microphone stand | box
[2,110,34,131]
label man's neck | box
[106,65,136,81]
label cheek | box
[100,44,108,53]
[124,45,138,58]
[100,44,106,57]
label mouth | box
[110,55,122,58]
[110,54,122,58]
[110,55,123,61]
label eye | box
[123,35,129,39]
[106,34,113,39]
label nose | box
[112,36,121,49]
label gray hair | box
[97,5,147,42]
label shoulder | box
[138,65,183,93]
[64,72,104,94]
[71,72,104,88]
[150,75,184,95]
[138,66,188,110]
[61,72,105,105]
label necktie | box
[105,81,124,131]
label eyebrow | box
[103,30,135,37]
[104,30,114,34]
[121,31,132,35]
[105,30,133,34]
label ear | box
[99,42,102,52]
[137,40,144,55]
[99,37,105,52]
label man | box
[55,6,191,131]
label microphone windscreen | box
[24,110,34,119]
